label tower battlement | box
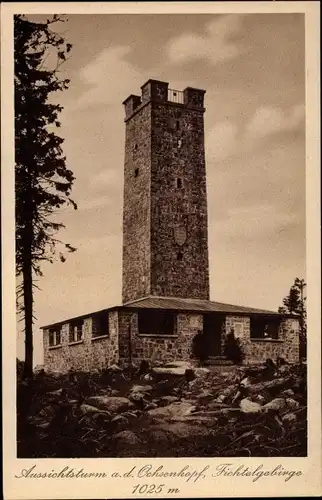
[123,79,206,121]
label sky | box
[16,13,306,365]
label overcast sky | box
[16,13,306,364]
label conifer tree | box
[279,278,307,359]
[15,14,77,379]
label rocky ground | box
[17,359,307,458]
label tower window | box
[177,252,183,261]
[177,139,182,149]
[134,168,139,177]
[176,178,183,188]
[176,120,180,131]
[134,143,138,151]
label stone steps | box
[203,356,235,366]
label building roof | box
[41,296,291,329]
[122,296,284,315]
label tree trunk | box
[22,218,33,380]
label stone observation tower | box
[41,78,300,373]
[122,79,210,303]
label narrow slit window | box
[176,178,182,188]
[177,139,182,149]
[49,328,61,347]
[134,168,139,177]
[176,120,180,131]
[177,251,183,261]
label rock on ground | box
[86,396,134,413]
[148,401,196,421]
[112,430,141,446]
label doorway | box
[203,313,224,356]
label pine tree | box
[279,278,307,359]
[15,14,77,379]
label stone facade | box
[43,309,300,373]
[117,310,203,365]
[122,79,209,303]
[43,311,119,374]
[223,315,300,364]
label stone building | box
[42,79,300,373]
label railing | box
[168,88,184,104]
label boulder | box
[196,390,214,403]
[239,398,262,414]
[130,385,153,395]
[79,403,111,417]
[286,398,300,410]
[154,421,210,439]
[152,361,194,376]
[86,396,133,413]
[215,384,238,403]
[159,395,179,405]
[130,392,147,403]
[263,398,287,412]
[111,415,129,427]
[145,402,158,411]
[148,401,196,421]
[110,389,120,396]
[281,388,295,397]
[112,430,141,446]
[47,388,64,397]
[240,377,252,388]
[282,412,297,427]
[194,367,210,378]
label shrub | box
[223,332,244,364]
[192,331,209,364]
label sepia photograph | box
[13,10,310,461]
[2,2,321,498]
[0,3,320,491]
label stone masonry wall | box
[224,315,300,364]
[122,102,152,303]
[150,99,209,299]
[118,309,203,365]
[43,311,119,374]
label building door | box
[203,313,224,356]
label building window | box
[134,168,139,177]
[134,143,138,151]
[250,316,280,340]
[177,139,182,149]
[138,310,176,335]
[176,178,183,188]
[69,320,84,343]
[176,120,180,131]
[92,311,109,338]
[177,251,183,261]
[49,328,61,347]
